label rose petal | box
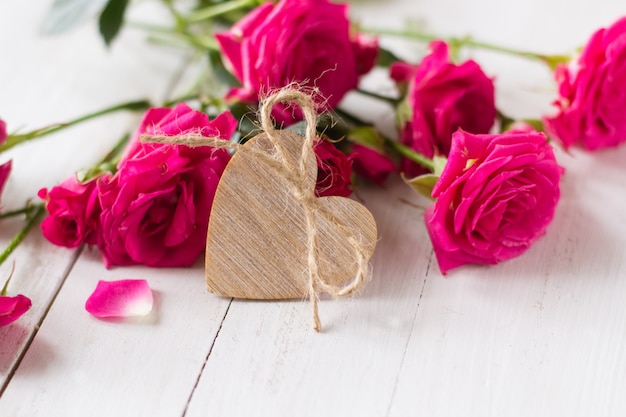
[0,294,32,326]
[85,279,153,318]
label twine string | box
[141,89,371,332]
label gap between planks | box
[0,246,84,397]
[384,249,433,417]
[181,297,234,417]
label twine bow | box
[142,89,371,331]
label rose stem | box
[0,99,151,154]
[0,204,45,268]
[186,0,264,24]
[364,28,571,70]
[334,108,435,172]
[356,88,399,105]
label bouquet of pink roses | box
[1,0,625,326]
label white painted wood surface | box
[1,0,626,416]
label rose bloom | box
[350,144,396,185]
[0,118,7,143]
[545,17,626,150]
[96,104,237,268]
[0,160,11,203]
[314,139,352,197]
[0,294,31,326]
[0,119,11,204]
[39,176,100,248]
[216,0,378,122]
[425,129,562,274]
[391,41,496,177]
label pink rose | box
[216,0,378,122]
[0,119,7,143]
[96,104,237,268]
[39,176,101,248]
[350,144,396,185]
[0,119,11,205]
[391,41,496,177]
[314,139,352,197]
[545,17,626,150]
[425,130,562,274]
[0,160,11,204]
[0,294,31,326]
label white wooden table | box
[1,1,626,416]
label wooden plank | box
[386,148,626,416]
[185,180,434,416]
[1,254,231,416]
[0,0,191,393]
[1,0,626,416]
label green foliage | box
[99,0,130,46]
[402,173,439,200]
[347,126,386,153]
[208,49,240,88]
[41,0,109,35]
[376,46,401,68]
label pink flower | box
[39,177,101,248]
[314,139,352,197]
[0,119,11,206]
[216,0,378,123]
[85,279,153,318]
[425,130,562,274]
[0,118,7,143]
[350,144,396,185]
[96,104,237,268]
[0,294,31,326]
[545,17,626,150]
[391,41,496,177]
[0,160,11,204]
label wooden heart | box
[205,130,377,299]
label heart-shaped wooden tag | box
[205,129,377,299]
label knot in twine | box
[141,89,371,332]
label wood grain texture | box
[187,180,434,417]
[205,130,377,299]
[2,0,626,416]
[386,147,626,417]
[0,0,191,397]
[0,255,231,417]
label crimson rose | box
[350,144,396,185]
[391,41,496,177]
[39,176,100,248]
[313,139,352,197]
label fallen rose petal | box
[85,279,153,318]
[0,294,32,326]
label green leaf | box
[98,0,129,46]
[347,126,385,153]
[433,155,447,177]
[187,0,257,24]
[208,49,241,88]
[285,114,332,137]
[376,46,401,68]
[75,161,117,183]
[41,0,109,35]
[402,173,439,200]
[395,99,412,127]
